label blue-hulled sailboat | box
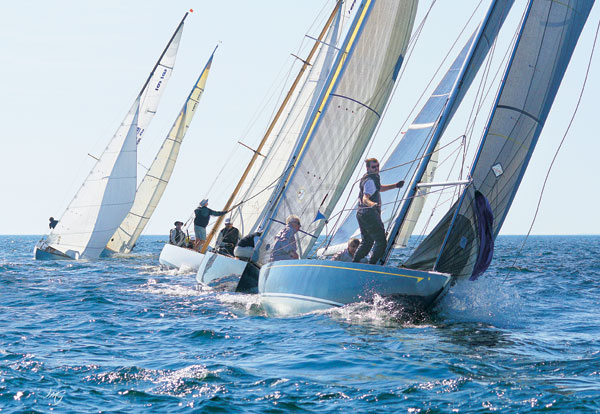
[258,0,595,315]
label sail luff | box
[106,47,217,254]
[200,1,344,254]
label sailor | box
[193,199,228,251]
[352,158,404,265]
[332,238,360,262]
[216,218,240,256]
[169,221,186,247]
[270,215,301,262]
[234,231,262,261]
[49,217,59,229]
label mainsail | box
[106,47,216,254]
[40,14,187,260]
[326,0,516,254]
[254,0,419,266]
[404,0,594,279]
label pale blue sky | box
[1,0,598,236]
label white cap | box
[199,199,208,207]
[224,218,232,225]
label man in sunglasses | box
[352,158,404,265]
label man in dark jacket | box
[352,158,404,265]
[194,199,227,251]
[216,218,240,256]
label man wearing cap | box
[216,218,240,256]
[193,199,228,251]
[169,221,186,247]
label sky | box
[1,0,599,236]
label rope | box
[503,16,600,283]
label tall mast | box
[201,1,343,253]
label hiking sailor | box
[49,217,59,229]
[352,158,404,265]
[169,221,186,247]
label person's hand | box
[395,180,405,189]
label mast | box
[200,0,343,254]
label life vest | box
[358,172,381,213]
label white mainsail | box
[37,15,186,260]
[106,48,216,254]
[254,0,419,266]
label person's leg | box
[352,213,374,263]
[194,226,206,251]
[368,217,387,264]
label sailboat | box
[33,15,187,260]
[258,0,595,316]
[159,1,348,272]
[104,46,217,256]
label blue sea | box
[0,235,598,413]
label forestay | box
[44,16,186,259]
[106,48,216,254]
[404,0,594,279]
[255,0,418,266]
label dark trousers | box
[353,209,387,264]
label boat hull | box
[158,243,204,271]
[196,252,255,292]
[33,244,73,261]
[258,259,451,316]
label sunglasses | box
[370,164,380,169]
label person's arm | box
[209,208,228,217]
[380,180,404,192]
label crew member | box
[169,221,186,247]
[352,158,404,264]
[216,218,240,256]
[234,231,262,261]
[332,238,360,262]
[193,199,228,251]
[270,215,301,262]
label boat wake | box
[217,293,265,316]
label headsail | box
[254,0,419,266]
[326,0,516,254]
[106,47,217,254]
[404,0,595,279]
[41,14,187,260]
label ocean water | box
[1,235,599,413]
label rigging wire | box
[503,15,600,283]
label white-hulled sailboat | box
[104,46,217,257]
[34,13,188,260]
[259,0,595,315]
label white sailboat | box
[159,1,348,272]
[104,46,217,256]
[34,13,187,260]
[258,0,595,315]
